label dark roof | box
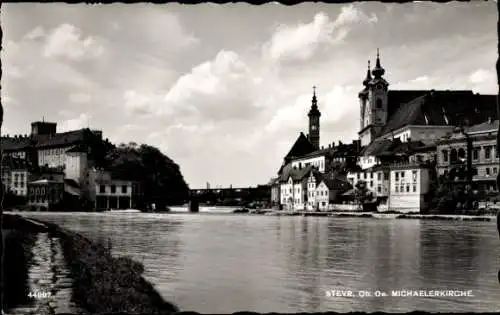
[66,143,89,153]
[360,138,428,157]
[34,129,89,148]
[321,178,352,191]
[360,139,395,156]
[1,137,32,151]
[284,132,316,159]
[466,119,499,134]
[380,90,496,137]
[278,164,316,183]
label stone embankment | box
[3,214,178,315]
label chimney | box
[332,142,335,148]
[328,144,331,149]
[321,146,324,150]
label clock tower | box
[308,86,321,150]
[359,49,389,146]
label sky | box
[1,2,497,189]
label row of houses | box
[271,118,498,213]
[1,121,142,211]
[269,51,498,213]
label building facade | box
[94,179,141,210]
[27,179,65,211]
[388,163,431,213]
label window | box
[412,171,417,181]
[395,172,399,181]
[357,173,360,180]
[442,150,449,162]
[370,173,374,179]
[473,148,479,160]
[485,146,492,159]
[395,186,399,192]
[364,173,367,179]
[377,173,382,181]
[494,168,498,174]
[377,186,382,193]
[496,146,499,158]
[384,173,389,180]
[376,98,383,109]
[486,168,491,176]
[401,172,405,179]
[406,185,410,193]
[370,181,373,187]
[413,185,417,192]
[121,185,127,193]
[99,185,105,193]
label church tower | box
[308,86,321,150]
[358,49,389,146]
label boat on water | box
[105,209,142,213]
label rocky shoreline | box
[2,213,178,315]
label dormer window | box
[376,98,383,109]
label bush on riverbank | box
[2,227,37,311]
[36,220,179,314]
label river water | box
[21,211,500,313]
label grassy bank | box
[2,218,38,311]
[3,214,179,314]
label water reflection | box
[21,213,500,313]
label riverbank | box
[2,213,179,314]
[252,210,495,221]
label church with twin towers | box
[272,48,497,211]
[283,48,497,160]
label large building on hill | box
[0,120,127,211]
[273,49,497,212]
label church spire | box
[363,60,372,86]
[309,86,320,116]
[371,48,385,78]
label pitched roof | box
[380,90,496,137]
[278,163,316,182]
[1,136,32,151]
[360,138,395,156]
[284,132,316,159]
[466,119,499,134]
[360,138,428,157]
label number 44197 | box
[28,291,51,299]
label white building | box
[388,163,431,213]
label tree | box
[106,143,190,209]
[354,180,374,210]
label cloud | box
[43,24,104,60]
[59,113,91,132]
[264,5,377,62]
[23,26,46,40]
[469,68,494,84]
[69,92,91,103]
[158,50,263,123]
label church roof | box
[284,132,316,159]
[380,90,496,137]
